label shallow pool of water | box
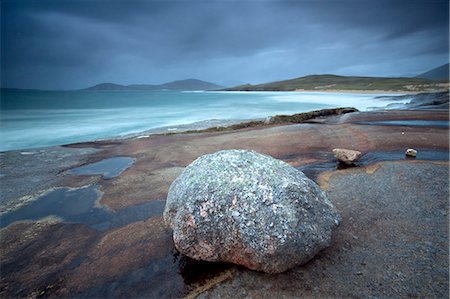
[0,185,100,228]
[69,156,135,179]
[0,185,165,231]
[298,149,449,181]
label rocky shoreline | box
[0,92,448,298]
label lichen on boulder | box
[164,149,340,273]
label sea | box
[0,89,411,152]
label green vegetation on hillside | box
[225,74,448,92]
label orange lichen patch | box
[317,171,335,191]
[319,162,393,190]
[364,163,383,175]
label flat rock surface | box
[0,108,448,298]
[198,161,449,298]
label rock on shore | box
[164,150,340,273]
[333,148,362,165]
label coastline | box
[43,90,450,146]
[1,89,406,153]
[3,90,448,153]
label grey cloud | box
[1,0,448,89]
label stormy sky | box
[1,0,449,89]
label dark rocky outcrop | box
[169,107,358,135]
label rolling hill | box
[225,74,448,92]
[415,63,449,81]
[86,79,223,91]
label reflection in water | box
[69,156,135,179]
[76,247,233,298]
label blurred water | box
[0,89,403,151]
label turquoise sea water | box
[0,89,406,151]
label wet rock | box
[405,148,417,157]
[332,148,362,165]
[164,149,340,273]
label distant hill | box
[86,79,222,91]
[416,63,449,81]
[86,83,134,91]
[158,79,223,90]
[224,74,447,92]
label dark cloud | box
[1,0,448,89]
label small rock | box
[164,149,340,273]
[405,148,417,157]
[332,148,362,165]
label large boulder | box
[163,150,340,273]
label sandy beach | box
[293,89,421,94]
[292,84,450,94]
[0,92,448,298]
